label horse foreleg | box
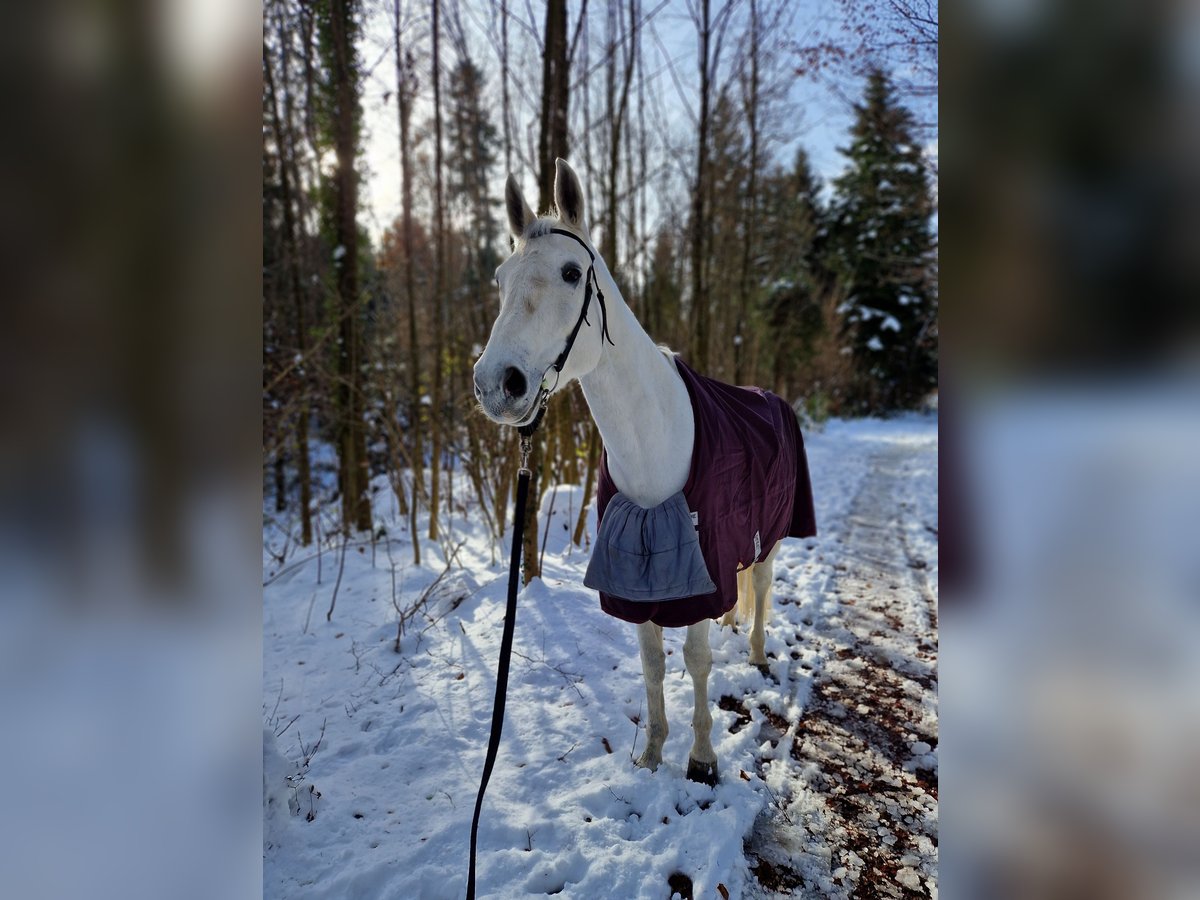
[721,567,752,629]
[635,621,667,772]
[748,543,780,675]
[683,619,718,785]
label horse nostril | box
[502,367,527,399]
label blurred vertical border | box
[1,0,1198,897]
[942,0,1200,897]
[0,0,262,897]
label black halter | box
[517,227,615,436]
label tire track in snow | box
[743,442,939,898]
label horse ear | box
[553,158,585,231]
[505,174,535,239]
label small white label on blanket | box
[690,510,699,528]
[753,530,761,560]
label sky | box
[354,0,936,244]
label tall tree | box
[689,0,713,371]
[393,0,422,563]
[446,56,501,335]
[705,88,750,380]
[735,0,760,385]
[263,30,314,546]
[429,0,447,541]
[602,1,637,269]
[500,0,512,174]
[521,0,571,585]
[683,0,738,373]
[318,0,372,532]
[537,0,570,213]
[758,149,829,398]
[643,226,683,343]
[828,68,937,410]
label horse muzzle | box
[473,361,539,425]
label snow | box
[940,385,1200,899]
[263,414,938,898]
[867,336,884,351]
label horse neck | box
[577,262,694,507]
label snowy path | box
[263,416,937,899]
[740,442,938,898]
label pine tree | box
[643,226,683,345]
[758,148,828,398]
[705,89,750,381]
[446,57,501,313]
[829,68,937,411]
[314,0,372,532]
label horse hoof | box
[686,758,718,786]
[754,662,771,677]
[635,752,661,773]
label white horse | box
[473,159,782,784]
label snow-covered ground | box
[263,414,938,899]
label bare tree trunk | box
[395,0,422,565]
[537,0,569,213]
[264,32,314,545]
[603,4,616,261]
[429,0,446,542]
[602,1,636,274]
[462,416,499,549]
[623,2,640,310]
[690,0,712,371]
[298,1,318,155]
[523,0,571,584]
[495,436,512,539]
[635,7,650,333]
[581,12,595,198]
[572,421,599,547]
[736,0,759,384]
[297,1,325,225]
[500,0,512,175]
[273,453,287,512]
[329,0,370,534]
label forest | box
[261,0,938,574]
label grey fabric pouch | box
[584,491,716,602]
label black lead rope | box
[467,228,613,900]
[465,421,538,900]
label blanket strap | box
[466,421,540,900]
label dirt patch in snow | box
[743,444,939,898]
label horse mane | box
[523,217,556,240]
[520,215,585,245]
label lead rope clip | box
[518,434,532,475]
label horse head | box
[473,158,610,427]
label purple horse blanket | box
[584,356,817,628]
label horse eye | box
[562,264,582,284]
